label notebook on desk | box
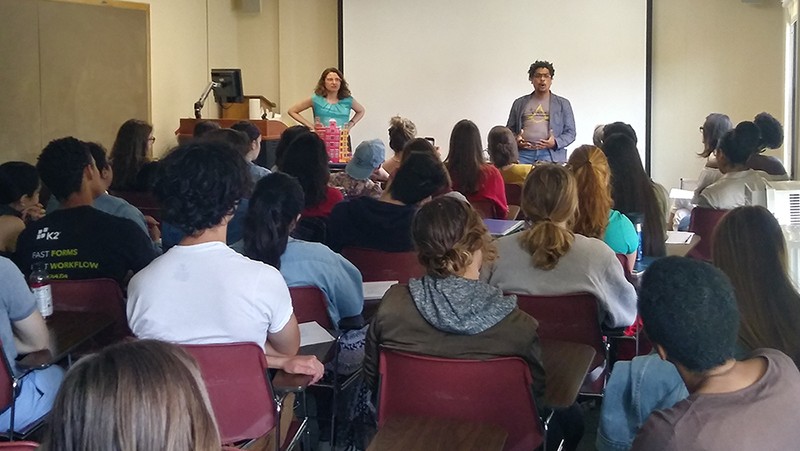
[299,321,335,347]
[363,281,398,300]
[483,219,525,237]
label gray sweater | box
[481,234,637,328]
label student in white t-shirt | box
[697,119,782,210]
[127,140,323,382]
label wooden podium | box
[176,118,287,144]
[177,118,288,168]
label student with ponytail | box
[482,164,636,328]
[568,145,638,270]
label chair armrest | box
[337,315,365,331]
[16,350,53,370]
[272,370,313,394]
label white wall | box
[651,0,785,188]
[342,0,647,159]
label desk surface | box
[367,416,507,451]
[541,339,596,409]
[18,311,114,368]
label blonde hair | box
[568,145,613,239]
[43,340,221,451]
[412,196,497,277]
[519,164,577,270]
[388,116,417,153]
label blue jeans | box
[0,365,64,432]
[518,148,567,164]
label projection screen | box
[342,0,648,162]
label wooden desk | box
[18,311,115,368]
[666,234,700,257]
[367,416,507,451]
[176,118,287,143]
[541,339,596,409]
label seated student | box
[0,257,63,433]
[487,125,532,184]
[482,164,637,328]
[364,196,545,402]
[446,119,508,219]
[0,162,45,256]
[568,145,638,270]
[326,151,449,253]
[236,172,363,327]
[281,133,343,218]
[713,205,800,366]
[109,119,158,192]
[192,119,221,138]
[46,142,161,251]
[603,134,667,256]
[746,112,787,178]
[231,120,272,181]
[41,340,221,451]
[696,120,774,210]
[127,140,323,382]
[329,139,385,198]
[274,125,311,171]
[380,116,417,177]
[629,257,800,450]
[15,137,156,284]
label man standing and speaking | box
[506,60,575,164]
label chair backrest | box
[687,207,730,262]
[0,336,14,414]
[108,190,162,222]
[0,442,40,451]
[288,286,334,330]
[181,342,276,445]
[513,292,605,371]
[50,278,130,342]
[378,350,542,451]
[469,199,496,219]
[341,247,425,284]
[504,183,522,207]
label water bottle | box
[29,262,53,318]
[635,222,643,262]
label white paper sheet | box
[299,321,335,347]
[363,281,398,301]
[665,231,695,245]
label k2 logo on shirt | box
[35,227,60,241]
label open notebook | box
[483,219,525,237]
[299,321,335,347]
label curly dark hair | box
[753,112,784,152]
[391,151,449,205]
[153,141,251,236]
[313,67,351,99]
[85,142,110,172]
[528,60,555,79]
[718,122,762,166]
[639,257,739,372]
[37,137,93,201]
[243,173,305,270]
[280,133,330,209]
[0,162,40,205]
[110,119,152,191]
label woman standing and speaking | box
[288,67,365,137]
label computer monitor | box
[210,69,243,104]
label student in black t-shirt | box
[14,137,156,285]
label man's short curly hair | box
[37,137,93,201]
[154,141,251,236]
[639,257,739,372]
[528,60,555,79]
[412,196,497,278]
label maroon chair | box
[378,349,544,451]
[0,442,39,451]
[108,190,162,222]
[340,247,424,284]
[288,286,334,330]
[687,207,730,262]
[504,182,522,207]
[49,279,129,344]
[469,199,498,219]
[513,293,607,395]
[181,342,280,447]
